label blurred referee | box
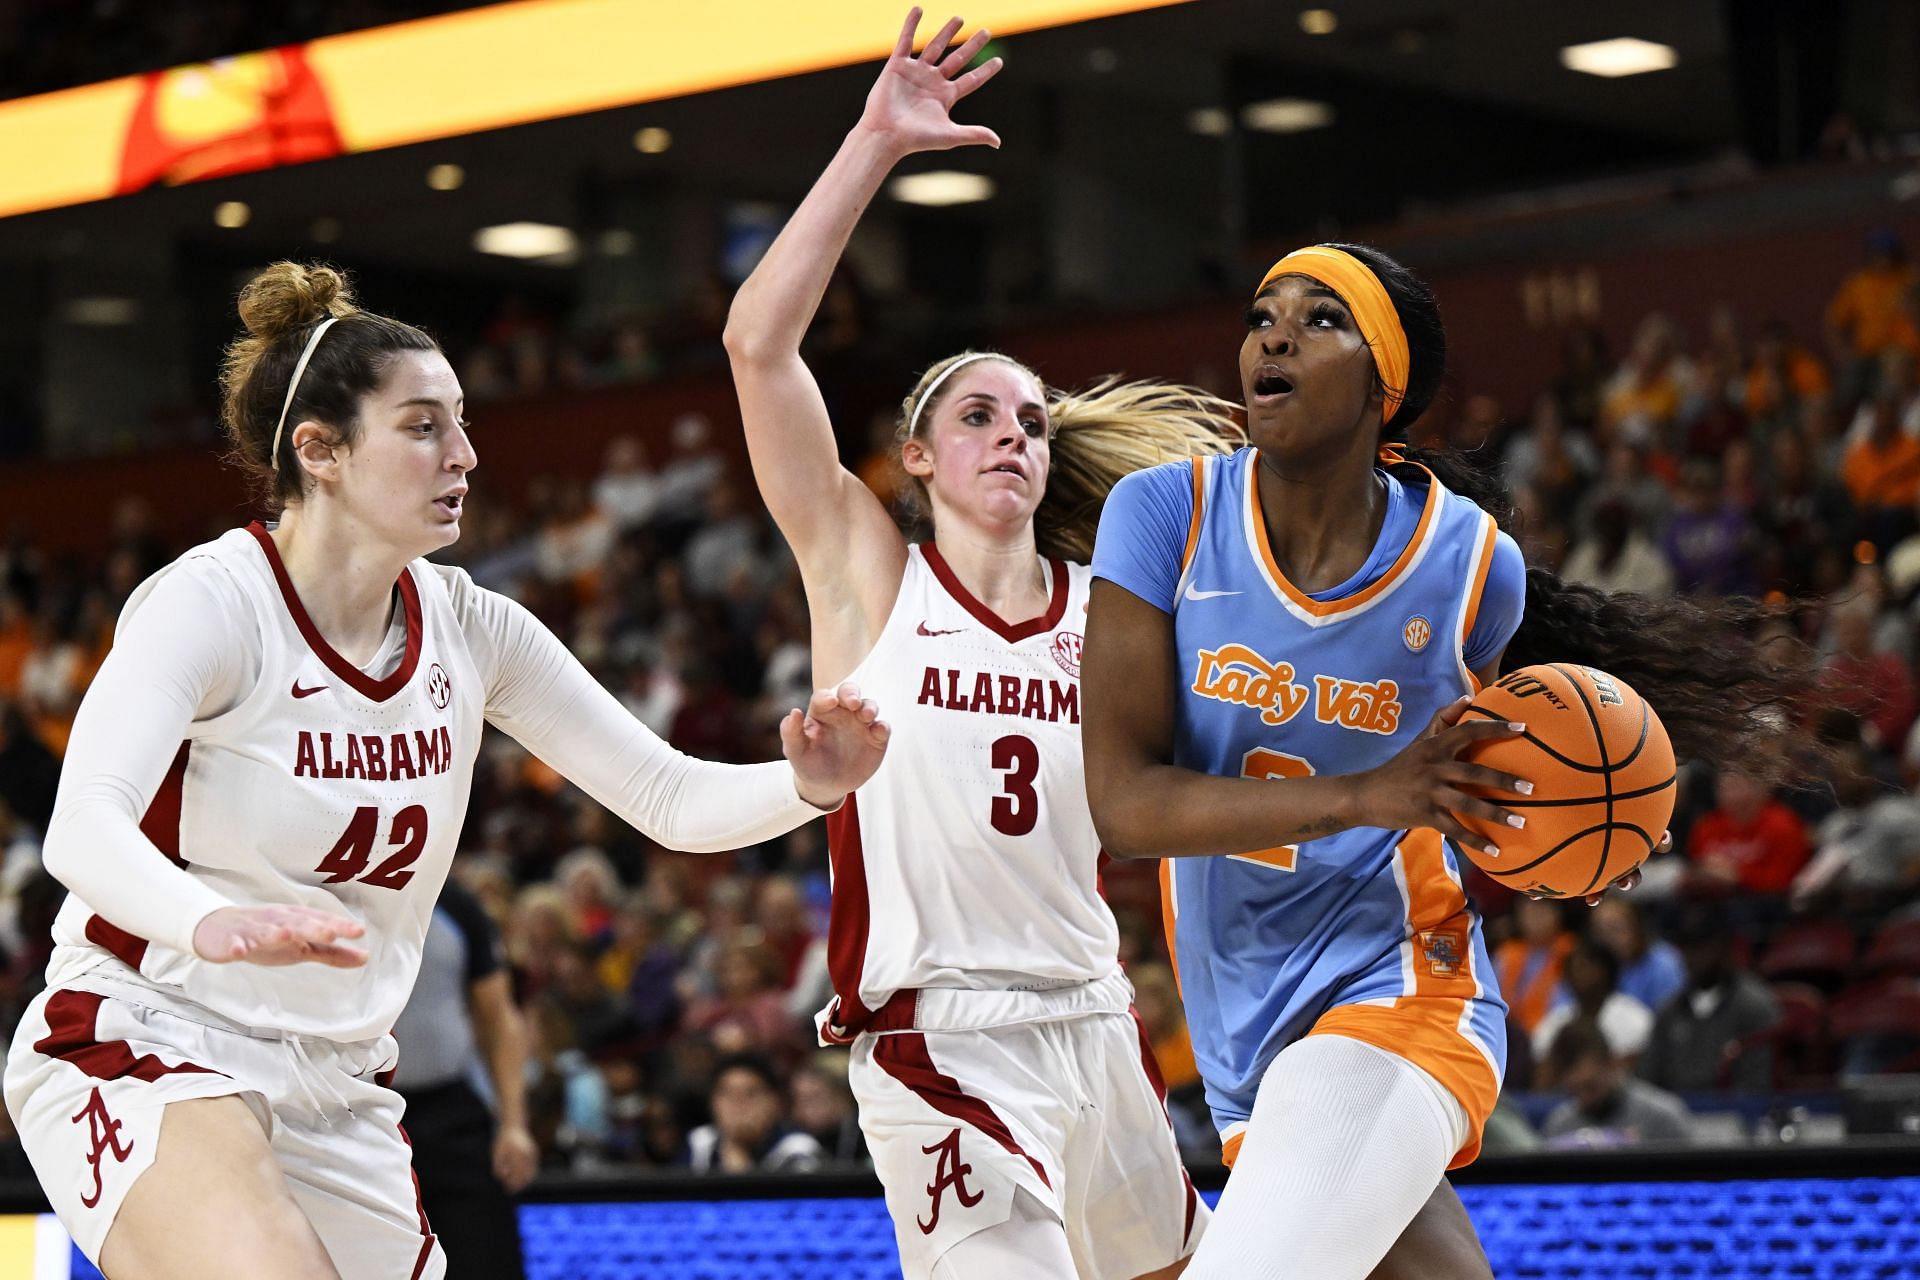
[392,877,538,1280]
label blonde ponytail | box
[1036,378,1243,562]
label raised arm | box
[475,580,887,848]
[722,9,1001,677]
[1081,581,1530,859]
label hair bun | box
[235,261,357,343]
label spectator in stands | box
[1587,896,1688,1015]
[540,938,637,1055]
[1533,939,1654,1067]
[789,1049,865,1164]
[593,436,660,531]
[0,593,30,698]
[753,874,816,993]
[1560,496,1674,596]
[595,893,684,1045]
[0,699,58,833]
[1638,906,1781,1093]
[685,1053,824,1172]
[1745,319,1831,425]
[1496,897,1576,1037]
[1661,459,1758,596]
[556,846,620,944]
[1541,1019,1695,1147]
[1600,313,1697,447]
[1821,598,1917,751]
[683,939,802,1059]
[1841,384,1920,544]
[1503,394,1597,515]
[1553,326,1611,432]
[1796,734,1920,906]
[1828,230,1917,403]
[652,413,727,546]
[1685,770,1812,897]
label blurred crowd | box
[1,232,1919,1179]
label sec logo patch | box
[1403,616,1432,653]
[1051,632,1083,678]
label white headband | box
[906,353,1002,439]
[270,316,339,473]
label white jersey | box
[820,544,1120,1040]
[44,523,826,1044]
[49,525,480,1043]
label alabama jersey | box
[819,544,1121,1039]
[1094,449,1518,1166]
[45,524,481,1043]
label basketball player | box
[1083,243,1811,1279]
[723,13,1234,1279]
[724,14,1508,1279]
[4,263,891,1280]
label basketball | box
[1452,664,1676,900]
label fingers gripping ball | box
[1453,664,1675,899]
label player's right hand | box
[859,8,1004,156]
[192,905,369,968]
[1354,696,1533,857]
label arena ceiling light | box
[1186,107,1230,136]
[888,171,996,207]
[472,221,578,260]
[633,127,672,154]
[62,297,139,326]
[425,163,465,190]
[1240,98,1335,134]
[1298,9,1337,35]
[1559,37,1678,78]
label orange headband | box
[1257,246,1410,427]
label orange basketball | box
[1452,663,1675,900]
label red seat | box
[1828,978,1920,1075]
[1859,917,1920,978]
[1757,921,1857,987]
[1717,982,1831,1089]
[1828,977,1920,1039]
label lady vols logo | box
[1403,615,1432,653]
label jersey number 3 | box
[315,805,429,890]
[1231,748,1314,872]
[990,734,1040,836]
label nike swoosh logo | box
[917,621,964,637]
[1183,585,1244,601]
[291,681,327,699]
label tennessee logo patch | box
[1418,929,1465,979]
[1050,632,1083,678]
[1403,616,1432,653]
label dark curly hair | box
[1321,241,1813,782]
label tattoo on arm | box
[1296,815,1342,837]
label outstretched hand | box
[860,8,1004,155]
[783,682,891,809]
[192,904,369,967]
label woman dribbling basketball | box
[1083,243,1809,1279]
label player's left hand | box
[493,1123,540,1193]
[784,682,891,809]
[1544,829,1665,906]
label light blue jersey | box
[1093,447,1521,1165]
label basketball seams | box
[1457,706,1613,773]
[1481,820,1659,878]
[1495,775,1676,808]
[1546,663,1615,897]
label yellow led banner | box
[0,0,1190,220]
